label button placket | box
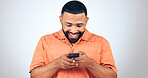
[71,40,82,53]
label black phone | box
[68,53,79,58]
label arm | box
[30,54,76,78]
[86,59,117,78]
[30,60,59,78]
[74,52,117,78]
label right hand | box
[55,54,77,69]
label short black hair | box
[61,0,87,16]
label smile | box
[68,33,79,39]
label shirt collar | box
[56,29,66,40]
[56,29,94,42]
[81,29,94,42]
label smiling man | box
[30,1,117,78]
[60,12,88,45]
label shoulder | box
[39,31,60,43]
[90,32,109,43]
[41,30,61,39]
[41,34,53,40]
[84,29,109,43]
[90,34,111,49]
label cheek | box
[62,25,69,31]
[79,26,85,32]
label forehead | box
[62,12,86,23]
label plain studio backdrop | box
[0,0,148,78]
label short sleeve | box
[100,39,117,74]
[30,37,45,73]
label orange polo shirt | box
[30,29,117,78]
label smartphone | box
[68,53,79,58]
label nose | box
[69,26,78,34]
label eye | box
[66,24,72,27]
[77,24,83,27]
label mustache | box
[62,29,84,43]
[66,31,81,34]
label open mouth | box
[63,30,83,43]
[68,33,80,39]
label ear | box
[59,15,62,24]
[85,17,89,26]
[86,17,89,23]
[84,17,89,28]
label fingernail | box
[76,63,78,66]
[73,60,75,62]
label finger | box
[61,62,76,69]
[73,59,86,67]
[75,62,79,66]
[65,53,69,57]
[63,60,76,66]
[78,51,85,55]
[73,56,84,61]
[64,58,73,63]
[75,62,85,67]
[64,65,76,69]
[63,55,73,62]
[74,62,82,67]
[75,60,85,63]
[73,59,75,63]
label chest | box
[44,39,101,64]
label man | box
[30,1,117,78]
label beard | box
[62,29,84,43]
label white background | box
[0,0,148,78]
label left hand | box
[73,51,94,68]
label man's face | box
[60,12,89,43]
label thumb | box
[78,51,85,56]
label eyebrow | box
[65,22,84,25]
[76,23,84,25]
[65,22,72,24]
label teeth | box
[69,33,77,37]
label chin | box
[69,39,78,43]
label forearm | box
[86,60,117,78]
[31,60,59,78]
